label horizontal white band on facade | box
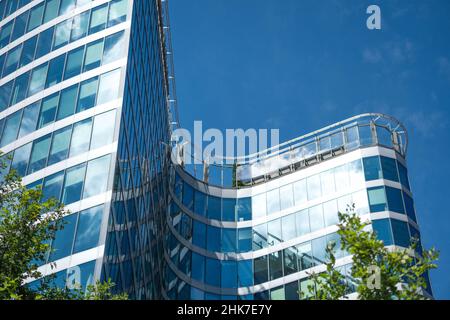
[0,0,113,48]
[22,142,117,185]
[0,58,127,120]
[1,98,121,154]
[175,146,408,199]
[23,245,105,284]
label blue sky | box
[169,0,450,299]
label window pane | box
[192,220,206,248]
[349,159,365,188]
[205,258,220,287]
[206,225,220,252]
[280,184,294,210]
[397,162,410,190]
[43,0,60,23]
[70,11,89,41]
[391,219,410,247]
[97,68,122,105]
[221,228,236,252]
[312,236,327,264]
[73,205,103,253]
[69,118,92,156]
[380,156,399,182]
[11,143,32,176]
[0,21,13,49]
[62,163,86,205]
[82,155,111,198]
[64,46,84,80]
[367,187,387,212]
[11,71,29,105]
[254,255,268,285]
[108,0,128,26]
[57,84,78,120]
[268,218,282,245]
[42,171,64,201]
[90,110,116,149]
[19,36,38,67]
[182,182,193,210]
[49,213,77,261]
[89,4,108,34]
[28,134,51,173]
[38,93,59,128]
[35,27,54,59]
[83,39,104,71]
[60,0,76,16]
[403,192,417,223]
[309,204,324,232]
[0,80,13,111]
[253,223,267,250]
[191,252,205,282]
[307,175,321,200]
[221,261,237,288]
[48,126,72,165]
[0,110,21,147]
[18,102,40,138]
[11,11,28,42]
[269,251,283,280]
[296,209,310,236]
[28,63,48,97]
[377,126,392,147]
[297,242,314,270]
[372,219,393,245]
[238,228,252,252]
[236,197,251,221]
[53,19,71,49]
[363,156,382,181]
[207,195,221,220]
[285,281,300,300]
[251,193,266,219]
[320,169,335,196]
[102,31,125,64]
[193,190,206,216]
[281,213,296,241]
[46,54,65,88]
[323,199,339,227]
[334,164,350,191]
[77,77,98,112]
[292,179,309,205]
[359,125,373,146]
[238,260,253,287]
[385,186,405,214]
[283,247,298,276]
[266,189,280,214]
[222,198,236,221]
[27,3,45,32]
[3,45,22,76]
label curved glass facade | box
[165,114,431,300]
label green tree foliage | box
[307,207,438,300]
[0,156,126,300]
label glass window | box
[97,68,122,105]
[181,182,193,209]
[11,71,29,105]
[90,110,116,149]
[296,209,310,236]
[0,80,13,111]
[236,197,251,221]
[193,190,206,216]
[20,36,38,68]
[73,205,103,253]
[11,11,28,42]
[312,236,327,264]
[43,0,60,23]
[391,219,410,247]
[27,3,45,32]
[279,184,294,210]
[270,286,285,300]
[293,179,307,205]
[11,143,32,176]
[62,163,86,204]
[323,199,339,227]
[42,171,64,202]
[57,84,78,120]
[309,204,324,232]
[238,228,252,252]
[83,39,104,71]
[299,278,315,300]
[367,187,387,212]
[35,27,54,59]
[28,134,51,173]
[269,251,283,280]
[380,156,399,182]
[349,159,365,188]
[253,223,267,250]
[285,281,300,300]
[69,118,92,156]
[38,93,59,128]
[3,45,22,76]
[48,126,72,165]
[307,175,321,200]
[376,126,392,147]
[359,125,373,146]
[337,194,352,214]
[77,77,98,112]
[268,218,282,245]
[192,220,206,248]
[18,102,40,138]
[206,225,221,252]
[108,0,128,26]
[28,63,48,97]
[207,195,221,220]
[0,110,21,147]
[403,192,417,223]
[363,156,382,181]
[297,242,314,270]
[222,198,236,221]
[251,193,266,219]
[372,219,394,246]
[49,213,77,261]
[282,213,296,241]
[254,255,268,285]
[89,3,108,34]
[221,261,237,288]
[45,54,65,88]
[397,162,410,190]
[70,11,89,41]
[352,190,369,215]
[238,260,253,287]
[0,21,13,49]
[320,169,335,196]
[266,189,280,214]
[205,258,220,287]
[82,155,111,198]
[334,164,350,191]
[64,46,84,80]
[53,19,71,49]
[191,252,205,282]
[103,31,125,65]
[60,0,76,15]
[283,247,298,276]
[385,186,405,214]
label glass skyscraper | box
[0,1,430,300]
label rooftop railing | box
[171,113,408,189]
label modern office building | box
[166,114,432,300]
[0,0,176,299]
[0,1,430,301]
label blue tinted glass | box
[10,71,29,105]
[391,219,410,247]
[18,102,40,138]
[102,31,125,64]
[367,187,387,212]
[27,3,45,32]
[57,84,78,120]
[182,182,193,210]
[222,228,236,252]
[43,0,60,23]
[266,188,280,214]
[377,126,392,147]
[62,163,86,205]
[70,11,89,41]
[0,21,13,49]
[77,77,98,112]
[20,35,38,67]
[309,204,324,232]
[60,0,76,15]
[237,197,251,221]
[221,261,237,288]
[46,54,66,88]
[64,46,84,80]
[42,171,64,202]
[222,198,236,221]
[397,162,410,190]
[69,118,92,156]
[73,205,103,253]
[268,218,282,245]
[28,63,48,97]
[385,186,405,214]
[108,0,128,27]
[207,195,221,220]
[372,219,393,245]
[89,3,108,34]
[83,39,103,71]
[53,19,71,49]
[48,126,72,165]
[254,255,268,285]
[3,45,22,76]
[296,209,310,236]
[35,27,54,59]
[403,192,417,223]
[269,251,283,280]
[238,228,252,252]
[238,260,253,287]
[11,11,28,41]
[205,258,220,287]
[363,156,382,181]
[38,93,59,128]
[67,260,95,290]
[380,156,399,182]
[83,155,110,198]
[28,134,51,173]
[192,220,206,248]
[282,213,297,241]
[253,223,267,250]
[191,252,205,282]
[11,143,32,176]
[49,213,77,261]
[0,80,13,111]
[359,125,373,146]
[193,190,206,216]
[206,225,221,252]
[311,236,327,264]
[0,110,21,147]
